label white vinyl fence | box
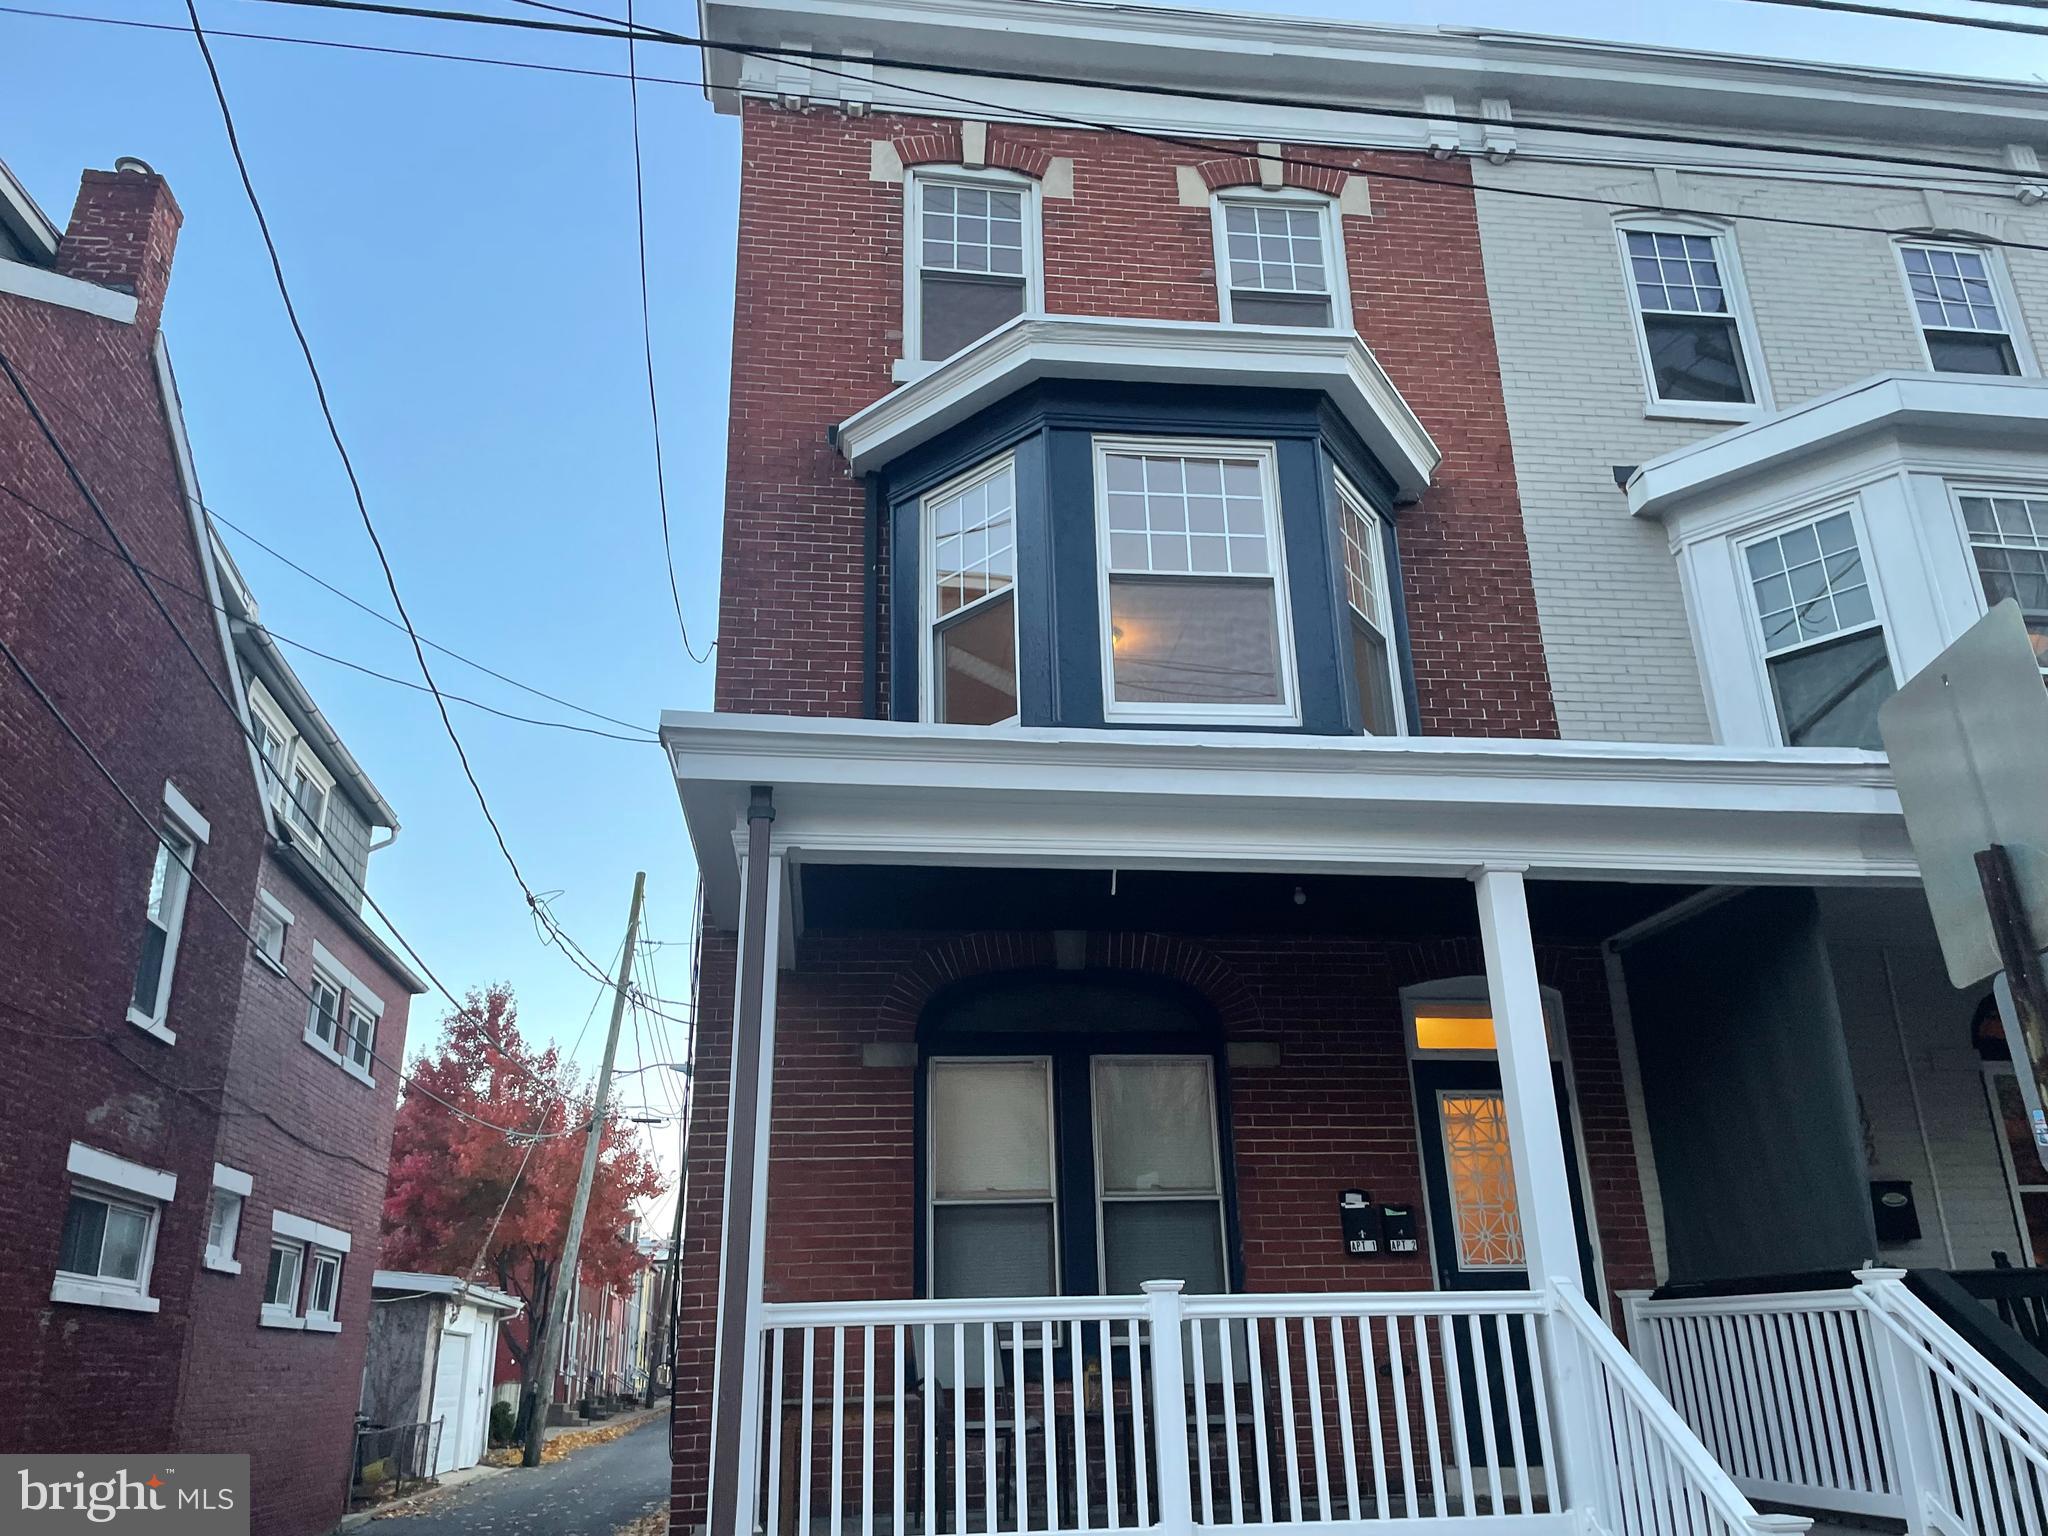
[741,1281,1784,1536]
[1627,1268,2048,1536]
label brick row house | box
[657,4,2048,1535]
[0,159,424,1531]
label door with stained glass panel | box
[1413,1059,1595,1480]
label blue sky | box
[3,0,2038,1221]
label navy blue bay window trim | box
[886,380,1417,736]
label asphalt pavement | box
[362,1416,669,1535]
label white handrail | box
[1182,1291,1549,1321]
[1553,1283,1806,1536]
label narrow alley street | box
[362,1418,668,1536]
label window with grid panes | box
[1901,246,2022,376]
[1959,493,2048,671]
[1334,472,1402,735]
[925,458,1018,724]
[1218,197,1334,327]
[916,178,1027,361]
[1098,443,1291,714]
[1743,510,1895,747]
[1621,228,1756,405]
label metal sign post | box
[1879,601,2048,1173]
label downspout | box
[707,787,777,1536]
[863,473,881,720]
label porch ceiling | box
[661,712,1915,928]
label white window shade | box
[930,1058,1051,1198]
[1094,1057,1220,1194]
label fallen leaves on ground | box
[613,1509,667,1536]
[477,1409,663,1468]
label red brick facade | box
[0,166,413,1532]
[684,94,1601,1530]
[717,101,1557,737]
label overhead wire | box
[1717,0,2048,36]
[182,0,704,1020]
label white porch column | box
[1471,865,1581,1290]
[707,791,786,1536]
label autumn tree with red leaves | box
[382,984,665,1410]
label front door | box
[430,1328,473,1475]
[1413,1060,1596,1486]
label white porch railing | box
[743,1283,1789,1536]
[1625,1268,2048,1536]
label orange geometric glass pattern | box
[1438,1091,1526,1270]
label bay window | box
[1742,508,1895,748]
[1957,491,2048,671]
[1095,438,1297,723]
[923,456,1018,725]
[1335,470,1403,735]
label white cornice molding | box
[700,0,2048,157]
[836,314,1441,497]
[1628,372,2048,521]
[0,258,137,324]
[660,711,1914,926]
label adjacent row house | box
[664,4,2048,1536]
[0,158,425,1534]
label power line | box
[0,347,695,1029]
[621,0,711,669]
[0,626,585,1141]
[1720,0,2048,36]
[0,477,658,742]
[254,0,2043,192]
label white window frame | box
[1334,468,1405,736]
[252,888,293,973]
[205,1163,251,1274]
[285,749,335,854]
[264,1209,351,1331]
[248,685,295,815]
[127,782,211,1043]
[924,1055,1060,1302]
[1210,186,1352,331]
[1948,482,2048,672]
[305,1247,344,1331]
[1733,500,1901,749]
[1091,434,1300,726]
[918,452,1022,726]
[1894,241,2037,378]
[902,166,1042,373]
[1613,217,1772,424]
[1087,1054,1230,1297]
[304,940,382,1086]
[52,1142,174,1313]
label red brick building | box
[0,159,423,1532]
[662,5,2019,1536]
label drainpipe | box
[862,474,881,720]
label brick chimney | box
[55,159,183,334]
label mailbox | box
[1871,1180,1921,1243]
[1339,1189,1382,1257]
[1380,1203,1419,1254]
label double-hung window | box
[1900,244,2026,376]
[265,1210,351,1330]
[129,786,207,1040]
[287,759,330,850]
[252,889,291,971]
[53,1143,173,1313]
[1091,1057,1228,1296]
[1742,508,1895,748]
[1957,491,2048,671]
[1618,224,1763,412]
[306,1249,343,1326]
[924,457,1018,725]
[1213,192,1345,328]
[1096,438,1297,722]
[264,1242,303,1319]
[343,998,377,1076]
[927,1057,1058,1302]
[1335,472,1403,735]
[205,1165,250,1274]
[251,704,291,810]
[307,971,343,1054]
[909,172,1034,363]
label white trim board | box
[273,1208,352,1253]
[68,1141,177,1203]
[310,939,386,1017]
[0,258,138,323]
[835,314,1440,500]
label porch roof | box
[660,712,1915,927]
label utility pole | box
[522,870,646,1468]
[644,1135,689,1407]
